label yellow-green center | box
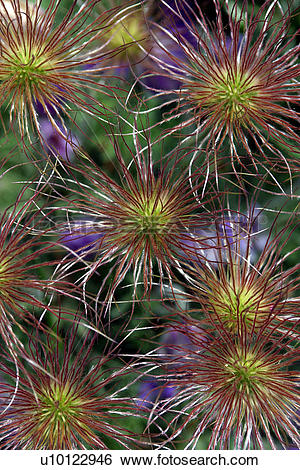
[213,279,269,332]
[39,382,83,428]
[225,351,270,395]
[194,67,258,125]
[215,70,257,120]
[2,44,52,90]
[130,193,170,236]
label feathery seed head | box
[0,0,130,144]
[0,322,148,449]
[192,66,259,127]
[149,0,300,179]
[55,129,218,303]
[158,327,300,449]
[210,272,272,333]
[183,207,299,335]
[204,337,300,449]
[0,187,78,348]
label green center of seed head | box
[134,194,169,236]
[213,280,268,332]
[225,351,269,394]
[40,382,82,427]
[211,68,258,123]
[9,45,50,88]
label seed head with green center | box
[180,206,299,336]
[157,326,300,449]
[0,0,132,147]
[0,321,148,449]
[54,128,218,311]
[148,0,300,187]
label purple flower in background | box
[216,215,249,257]
[34,91,78,161]
[39,118,78,161]
[59,220,104,261]
[34,97,59,119]
[158,0,202,29]
[92,1,197,91]
[161,323,207,370]
[216,209,269,261]
[180,208,268,268]
[143,1,199,91]
[179,229,219,267]
[136,323,207,411]
[142,26,189,91]
[137,379,176,410]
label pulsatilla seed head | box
[0,0,131,145]
[54,128,218,305]
[209,272,273,333]
[149,0,300,181]
[207,338,300,449]
[0,186,76,349]
[182,207,300,336]
[0,322,148,449]
[191,66,259,127]
[159,328,300,449]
